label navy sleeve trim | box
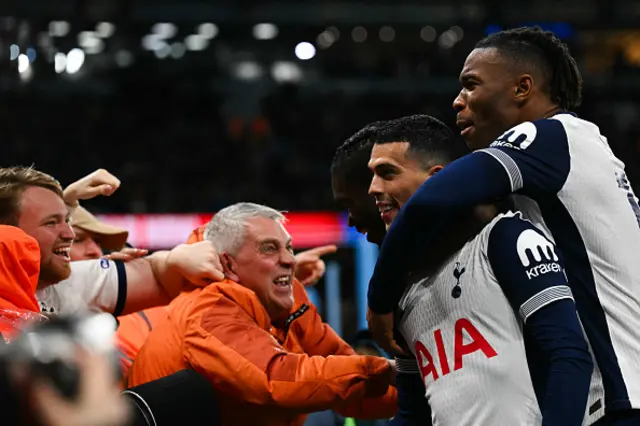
[520,285,573,323]
[479,148,524,191]
[113,260,127,317]
[487,118,572,196]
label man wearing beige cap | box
[70,206,129,261]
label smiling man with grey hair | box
[204,202,286,256]
[203,202,294,319]
[128,201,398,426]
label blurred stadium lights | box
[170,42,186,59]
[19,66,33,82]
[450,26,464,41]
[154,43,171,59]
[420,26,436,42]
[95,21,115,38]
[438,29,458,49]
[271,61,302,83]
[233,61,263,81]
[142,34,165,51]
[352,26,367,43]
[78,31,104,54]
[185,34,208,51]
[26,47,36,62]
[294,42,316,60]
[86,39,105,54]
[253,23,278,40]
[54,52,67,73]
[326,27,340,41]
[65,48,85,74]
[379,26,395,42]
[17,54,29,73]
[9,44,19,60]
[152,22,177,39]
[48,21,70,37]
[317,31,335,49]
[198,23,218,39]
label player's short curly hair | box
[476,26,583,111]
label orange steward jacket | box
[127,227,397,426]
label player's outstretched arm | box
[488,217,592,425]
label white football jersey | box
[398,211,598,426]
[36,258,127,315]
[480,113,640,415]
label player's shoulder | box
[489,114,577,152]
[483,211,556,262]
[478,211,550,250]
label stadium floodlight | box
[294,42,316,60]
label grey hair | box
[203,202,286,255]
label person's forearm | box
[527,300,593,426]
[147,250,185,300]
[368,152,512,314]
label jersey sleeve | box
[63,258,128,316]
[486,216,573,322]
[479,118,571,196]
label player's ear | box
[514,74,533,102]
[426,164,444,177]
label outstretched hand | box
[294,245,338,287]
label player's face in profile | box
[453,47,521,150]
[368,142,434,230]
[331,170,386,246]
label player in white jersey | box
[367,27,640,425]
[332,123,431,425]
[365,114,594,425]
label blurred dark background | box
[2,0,640,213]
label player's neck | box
[521,102,563,123]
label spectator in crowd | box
[128,202,397,426]
[68,206,129,261]
[0,166,225,317]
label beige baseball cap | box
[71,206,129,251]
